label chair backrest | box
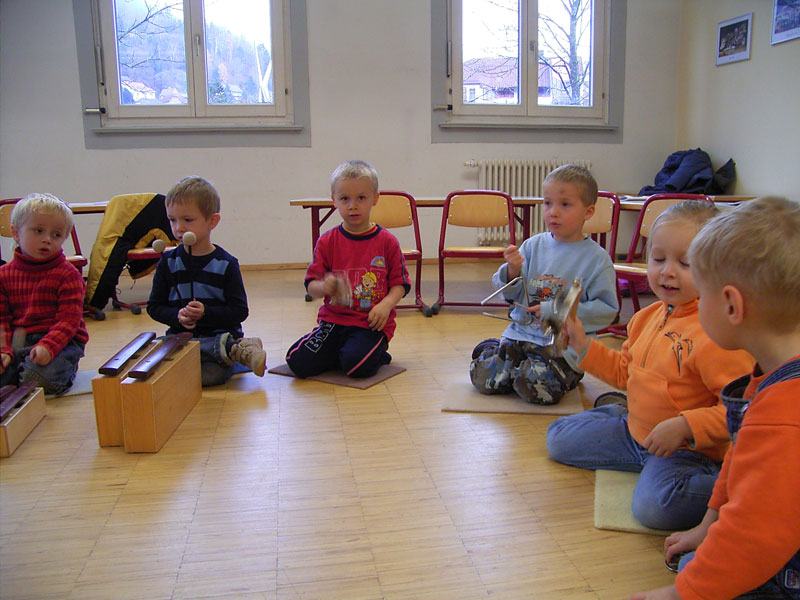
[583,192,620,259]
[624,193,713,263]
[445,190,513,228]
[371,191,415,229]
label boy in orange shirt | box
[631,197,800,599]
[548,201,754,530]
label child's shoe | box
[593,391,627,410]
[230,337,266,377]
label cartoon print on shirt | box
[525,274,568,325]
[353,271,379,310]
[665,331,693,375]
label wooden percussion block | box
[0,387,45,458]
[92,341,159,447]
[120,341,201,453]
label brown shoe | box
[230,337,266,376]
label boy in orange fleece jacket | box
[547,201,754,530]
[631,196,800,600]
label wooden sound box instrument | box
[120,332,201,453]
[0,382,45,458]
[92,332,158,447]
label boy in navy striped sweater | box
[147,176,265,386]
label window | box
[444,0,612,128]
[92,0,295,129]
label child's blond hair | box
[165,176,220,218]
[330,160,379,195]
[648,200,719,248]
[543,164,598,207]
[11,193,74,233]
[689,196,800,329]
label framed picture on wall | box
[772,0,800,45]
[716,13,753,65]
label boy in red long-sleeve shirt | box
[0,193,88,395]
[631,196,800,600]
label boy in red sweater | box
[631,196,800,600]
[0,194,89,395]
[285,160,409,378]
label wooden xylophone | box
[92,332,201,452]
[0,381,45,458]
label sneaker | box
[230,337,266,377]
[471,338,500,360]
[593,391,627,410]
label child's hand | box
[0,352,12,374]
[642,415,691,457]
[664,508,716,563]
[503,245,523,278]
[177,307,197,330]
[629,585,681,600]
[563,314,590,355]
[29,345,53,366]
[183,300,205,322]
[321,273,339,297]
[524,304,541,318]
[367,302,392,331]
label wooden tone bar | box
[120,340,201,453]
[92,339,160,447]
[0,385,45,458]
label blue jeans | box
[678,552,800,598]
[162,332,232,387]
[546,405,720,530]
[0,333,85,396]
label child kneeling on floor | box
[285,160,409,379]
[547,201,754,531]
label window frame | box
[450,0,609,124]
[72,0,310,148]
[431,0,626,142]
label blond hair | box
[689,197,800,329]
[11,193,74,233]
[543,164,598,207]
[166,176,220,218]
[330,160,379,195]
[649,200,719,244]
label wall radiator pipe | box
[467,159,591,245]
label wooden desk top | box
[70,202,108,214]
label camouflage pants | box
[469,339,582,405]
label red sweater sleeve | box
[37,265,87,357]
[676,382,800,600]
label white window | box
[93,0,293,129]
[447,0,610,127]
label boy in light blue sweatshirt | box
[470,164,618,404]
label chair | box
[85,193,175,314]
[584,191,620,261]
[609,193,713,336]
[433,190,515,313]
[370,191,433,317]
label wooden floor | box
[0,263,672,600]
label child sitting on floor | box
[631,196,800,600]
[147,176,266,386]
[547,200,754,531]
[470,164,618,405]
[0,193,88,395]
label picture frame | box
[716,13,753,66]
[772,0,800,45]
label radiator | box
[468,159,591,245]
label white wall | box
[677,0,800,198]
[1,1,686,265]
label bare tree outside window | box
[461,0,593,107]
